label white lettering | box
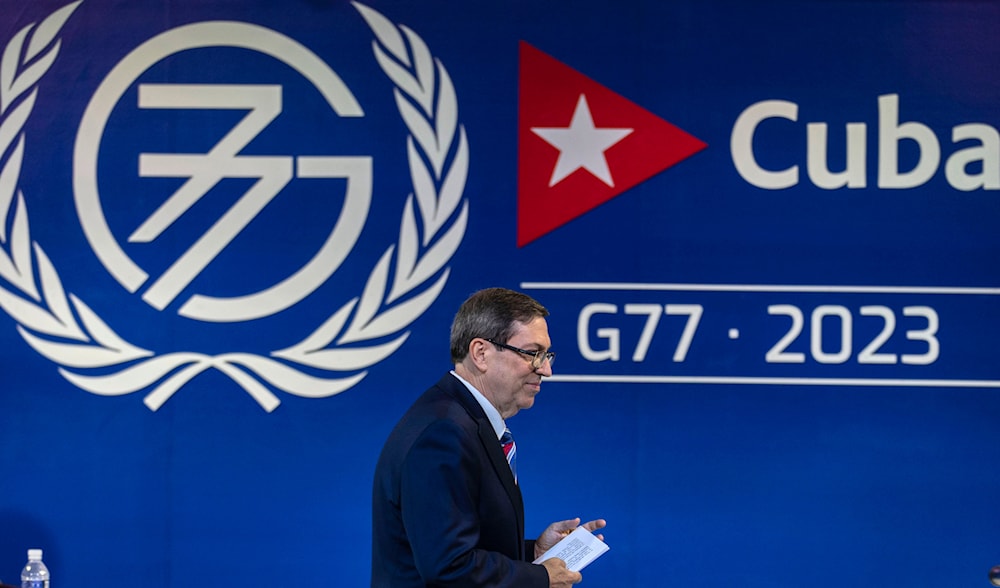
[731,99,798,189]
[877,94,940,188]
[732,94,998,191]
[945,123,1000,191]
[578,303,619,361]
[807,122,867,188]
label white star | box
[531,94,634,188]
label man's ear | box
[468,337,490,372]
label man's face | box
[483,316,553,419]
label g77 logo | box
[0,3,469,411]
[75,23,373,322]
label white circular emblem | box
[75,21,372,322]
[0,1,470,412]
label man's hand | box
[541,557,582,587]
[535,517,607,559]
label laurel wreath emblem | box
[0,1,468,412]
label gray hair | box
[450,288,549,363]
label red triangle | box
[517,41,707,246]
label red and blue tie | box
[501,427,517,484]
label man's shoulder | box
[377,374,482,464]
[407,373,481,421]
[392,374,480,430]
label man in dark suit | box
[372,288,605,587]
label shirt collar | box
[450,370,506,440]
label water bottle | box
[20,549,50,588]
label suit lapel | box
[443,374,527,555]
[477,419,526,554]
[477,420,523,506]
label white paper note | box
[532,526,609,573]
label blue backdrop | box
[1,1,998,586]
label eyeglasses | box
[485,338,555,369]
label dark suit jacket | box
[371,373,549,587]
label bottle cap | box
[27,549,43,561]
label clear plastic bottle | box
[21,549,50,588]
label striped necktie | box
[500,427,517,484]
